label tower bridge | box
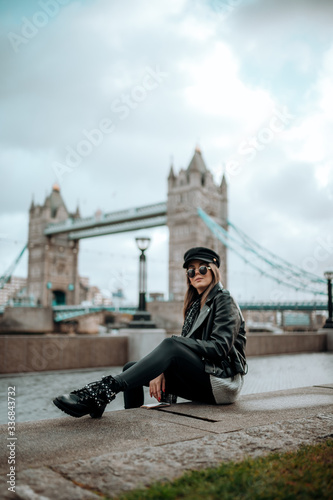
[1,146,327,326]
[26,147,228,307]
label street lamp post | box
[135,237,150,311]
[128,237,155,328]
[128,238,156,329]
[323,271,333,329]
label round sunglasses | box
[186,266,211,279]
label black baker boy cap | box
[183,247,220,269]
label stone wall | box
[0,307,54,334]
[0,331,328,374]
[148,300,183,333]
[0,335,128,373]
[246,333,327,356]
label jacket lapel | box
[185,304,211,338]
[184,282,223,338]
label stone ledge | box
[0,385,332,499]
[1,411,332,500]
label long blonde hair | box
[183,263,221,319]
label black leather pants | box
[114,337,215,409]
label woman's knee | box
[122,361,137,372]
[159,337,176,349]
[158,337,184,356]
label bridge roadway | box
[44,201,167,239]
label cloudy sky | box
[1,0,332,305]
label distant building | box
[0,276,27,305]
[88,285,112,306]
[27,183,81,306]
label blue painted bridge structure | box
[52,301,327,323]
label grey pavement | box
[0,354,333,499]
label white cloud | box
[183,42,274,125]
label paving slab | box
[314,383,333,390]
[0,409,207,474]
[0,468,100,500]
[155,386,333,433]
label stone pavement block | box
[159,386,333,421]
[314,383,333,389]
[154,386,333,433]
[0,409,207,474]
[0,467,100,500]
[53,412,333,499]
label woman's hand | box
[149,373,166,401]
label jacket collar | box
[184,282,223,338]
[205,281,223,303]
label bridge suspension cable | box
[0,244,27,290]
[197,208,325,296]
[227,220,325,285]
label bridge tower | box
[167,147,228,301]
[27,184,80,306]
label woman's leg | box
[116,337,215,405]
[122,361,144,409]
[164,361,215,404]
[54,337,215,418]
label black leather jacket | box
[174,282,247,378]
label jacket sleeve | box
[173,292,241,362]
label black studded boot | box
[53,375,119,418]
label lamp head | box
[324,271,333,280]
[135,237,151,252]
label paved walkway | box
[1,353,332,424]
